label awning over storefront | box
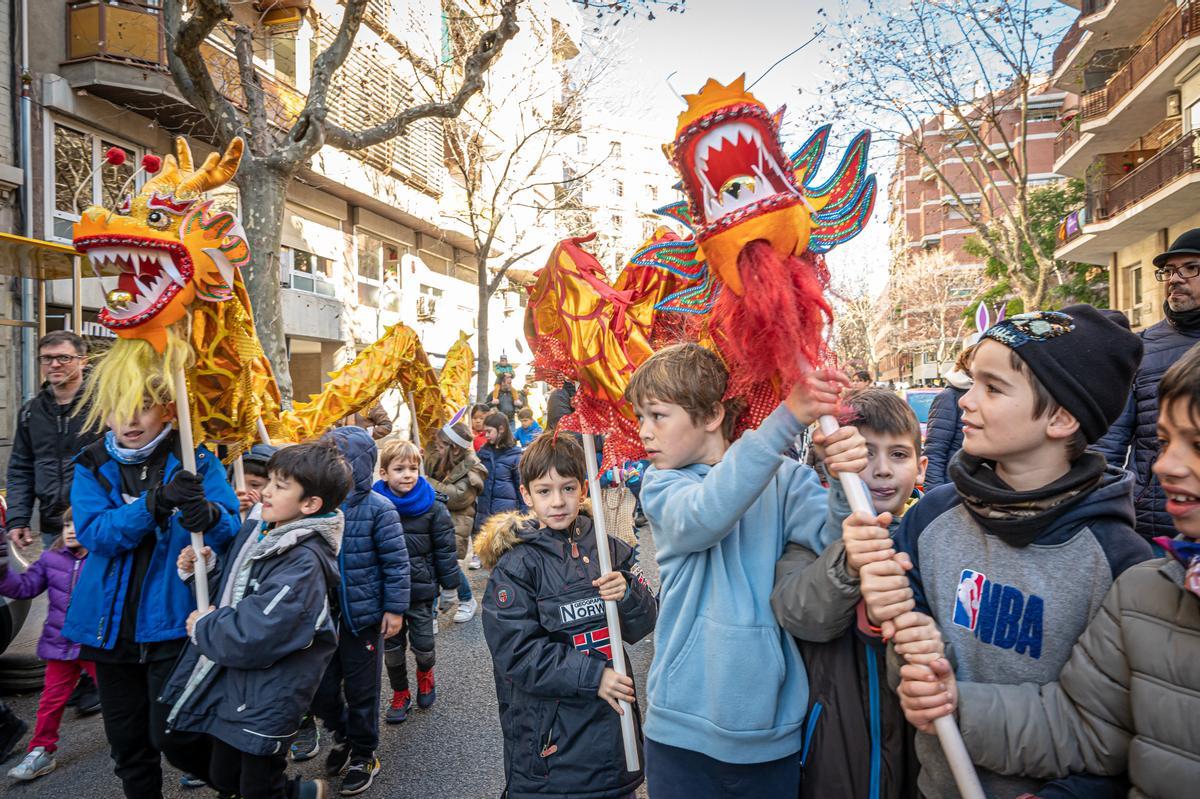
[0,232,118,335]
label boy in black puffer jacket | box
[479,434,657,799]
[309,427,410,796]
[373,440,462,723]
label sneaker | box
[385,690,412,724]
[75,682,101,716]
[325,742,351,777]
[0,715,27,763]
[291,718,321,762]
[453,597,478,623]
[468,554,482,570]
[417,669,436,709]
[340,756,380,796]
[7,747,55,781]
[179,772,207,788]
[299,779,330,799]
[439,588,457,612]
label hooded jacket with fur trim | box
[479,509,657,799]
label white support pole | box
[174,368,210,611]
[256,417,272,447]
[582,433,639,772]
[817,415,983,799]
[232,456,247,522]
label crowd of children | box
[2,297,1199,798]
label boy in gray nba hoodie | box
[860,305,1153,799]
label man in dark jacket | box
[308,426,409,794]
[6,331,100,548]
[545,380,576,431]
[1095,229,1200,540]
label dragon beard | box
[703,241,832,428]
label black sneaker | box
[290,717,320,761]
[0,714,28,763]
[75,682,101,716]
[324,742,351,777]
[339,756,380,796]
[299,780,329,799]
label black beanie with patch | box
[981,304,1143,443]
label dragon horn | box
[174,137,195,174]
[140,154,181,198]
[177,137,244,198]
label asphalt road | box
[0,531,659,799]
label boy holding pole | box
[478,433,657,799]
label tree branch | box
[324,0,521,151]
[163,0,241,146]
[232,25,269,155]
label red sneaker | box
[385,690,411,724]
[417,669,436,709]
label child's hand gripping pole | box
[816,414,984,799]
[173,368,210,611]
[583,433,639,772]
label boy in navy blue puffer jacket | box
[308,426,410,796]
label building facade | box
[0,0,585,470]
[1052,0,1200,328]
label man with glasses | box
[5,331,100,549]
[1096,229,1200,542]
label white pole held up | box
[582,433,639,772]
[174,368,210,611]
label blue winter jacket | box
[475,443,525,531]
[923,385,966,490]
[62,439,240,650]
[323,427,410,633]
[1094,317,1200,539]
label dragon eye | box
[146,210,170,229]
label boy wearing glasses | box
[1096,228,1200,543]
[5,331,100,549]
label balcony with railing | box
[1052,18,1086,78]
[1056,131,1200,264]
[1054,0,1200,177]
[62,0,445,196]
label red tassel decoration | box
[708,241,833,389]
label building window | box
[1127,263,1143,307]
[1189,99,1200,133]
[284,246,336,298]
[356,231,403,312]
[50,122,139,242]
[253,31,298,84]
[648,185,658,202]
[614,180,624,197]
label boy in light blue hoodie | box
[629,343,867,799]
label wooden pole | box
[174,368,210,611]
[816,415,983,799]
[232,456,247,522]
[582,433,639,772]
[72,256,82,333]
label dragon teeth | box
[87,245,184,287]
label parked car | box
[901,388,941,442]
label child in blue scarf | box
[373,440,462,721]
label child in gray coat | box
[163,443,353,799]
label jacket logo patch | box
[572,626,612,660]
[559,596,604,624]
[951,568,1044,660]
[495,584,513,608]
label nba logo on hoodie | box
[952,569,986,630]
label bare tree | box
[162,0,521,402]
[830,274,881,376]
[884,248,983,380]
[441,29,619,399]
[821,0,1069,310]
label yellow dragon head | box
[73,137,248,353]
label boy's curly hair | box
[625,343,740,441]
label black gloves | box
[149,471,219,531]
[158,471,205,512]
[179,500,220,533]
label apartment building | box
[874,89,1066,384]
[1052,0,1200,328]
[0,0,583,467]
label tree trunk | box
[476,259,491,403]
[234,161,295,406]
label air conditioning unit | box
[1167,90,1182,118]
[416,295,437,321]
